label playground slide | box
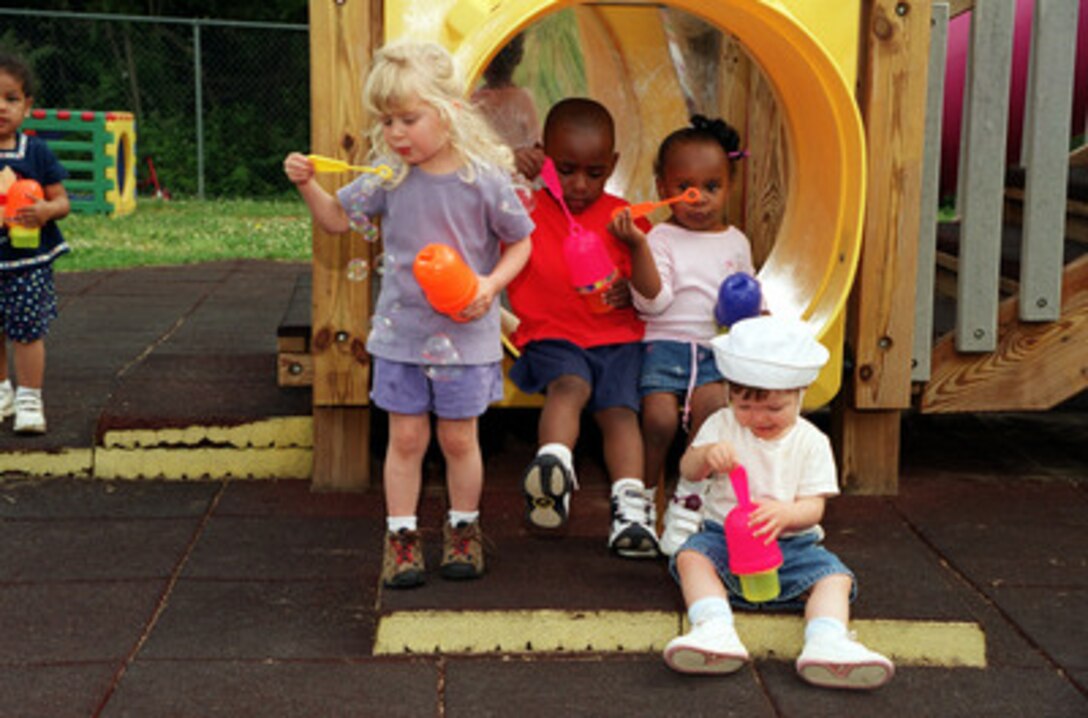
[386,0,866,409]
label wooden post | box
[308,0,382,491]
[835,0,930,493]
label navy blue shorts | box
[0,264,58,343]
[639,340,723,397]
[510,339,642,413]
[670,521,857,611]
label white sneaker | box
[663,617,749,674]
[796,631,895,689]
[608,481,659,558]
[0,383,12,421]
[13,392,46,434]
[660,491,703,556]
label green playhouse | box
[23,108,136,217]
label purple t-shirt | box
[337,163,533,365]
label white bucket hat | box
[710,316,830,389]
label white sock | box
[15,386,41,400]
[537,442,573,470]
[0,379,11,393]
[675,477,701,498]
[448,509,479,527]
[387,515,417,533]
[688,596,733,626]
[805,616,848,643]
[612,477,645,496]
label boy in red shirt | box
[507,98,659,557]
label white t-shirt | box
[690,407,839,533]
[631,223,755,344]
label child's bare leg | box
[522,375,589,529]
[594,406,642,482]
[687,381,726,440]
[384,413,430,518]
[538,374,590,448]
[436,417,482,512]
[664,549,749,673]
[641,391,679,491]
[599,406,660,557]
[13,338,44,388]
[0,334,8,382]
[797,573,894,689]
[804,573,852,625]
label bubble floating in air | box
[346,258,369,282]
[368,314,394,344]
[421,333,463,381]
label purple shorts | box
[0,264,58,343]
[371,357,504,419]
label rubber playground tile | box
[0,663,116,718]
[0,580,166,663]
[0,477,220,519]
[379,533,680,613]
[893,474,1088,527]
[899,518,1088,589]
[181,516,378,581]
[0,517,200,581]
[214,480,381,519]
[987,586,1088,670]
[100,659,439,718]
[138,579,376,660]
[0,408,96,451]
[756,660,1088,718]
[443,655,775,717]
[820,497,979,622]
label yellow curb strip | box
[0,449,93,477]
[375,609,986,667]
[102,416,313,449]
[94,446,312,480]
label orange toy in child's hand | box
[2,179,44,224]
[611,187,701,221]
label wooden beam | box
[920,254,1088,412]
[308,0,382,491]
[835,0,931,495]
[851,0,930,409]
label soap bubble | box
[368,314,394,344]
[421,333,463,382]
[346,258,369,282]
[374,252,396,276]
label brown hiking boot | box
[381,529,425,589]
[440,520,485,580]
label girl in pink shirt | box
[611,116,755,555]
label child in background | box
[284,41,533,588]
[611,115,756,556]
[0,52,71,435]
[470,33,544,181]
[506,97,660,558]
[662,316,894,690]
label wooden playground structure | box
[288,0,1086,495]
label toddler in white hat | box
[660,316,894,690]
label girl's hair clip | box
[728,150,749,160]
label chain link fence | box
[0,9,308,199]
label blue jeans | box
[670,521,857,611]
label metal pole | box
[194,20,205,199]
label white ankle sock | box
[448,509,479,527]
[387,515,417,533]
[611,477,645,496]
[0,379,11,393]
[688,596,733,626]
[537,442,573,469]
[805,616,848,642]
[15,386,40,400]
[675,477,701,497]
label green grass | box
[55,197,313,272]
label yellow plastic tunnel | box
[386,0,866,409]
